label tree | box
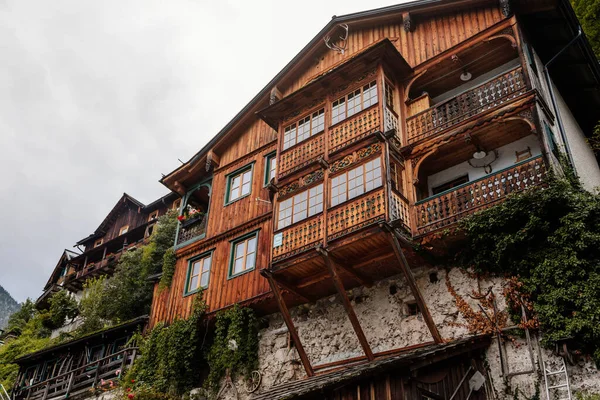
[572,0,600,59]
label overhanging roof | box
[251,335,491,400]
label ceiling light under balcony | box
[460,71,472,81]
[473,150,487,159]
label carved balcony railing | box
[406,67,527,144]
[278,133,325,180]
[272,215,324,262]
[14,348,137,400]
[389,189,411,231]
[415,156,546,235]
[327,189,386,241]
[176,215,207,247]
[329,106,381,154]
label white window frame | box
[330,158,382,207]
[331,81,378,125]
[282,108,325,151]
[277,184,324,230]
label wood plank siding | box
[280,7,505,97]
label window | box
[331,81,378,125]
[226,165,253,203]
[119,225,129,235]
[148,210,159,221]
[229,232,258,277]
[390,161,403,193]
[145,224,155,238]
[277,184,323,230]
[544,122,560,159]
[172,198,182,210]
[330,158,382,207]
[265,153,277,185]
[87,345,104,363]
[282,108,325,150]
[432,175,469,195]
[184,252,212,295]
[385,80,395,110]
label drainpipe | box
[543,26,582,174]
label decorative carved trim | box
[499,0,512,17]
[483,27,516,48]
[282,97,326,123]
[402,12,414,33]
[412,148,438,185]
[503,108,536,132]
[404,69,428,102]
[278,169,325,198]
[330,69,377,98]
[329,143,382,174]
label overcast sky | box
[0,0,403,303]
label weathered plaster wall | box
[218,267,600,400]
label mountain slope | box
[0,285,20,329]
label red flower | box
[127,388,132,392]
[128,393,135,399]
[177,215,185,222]
[131,380,135,383]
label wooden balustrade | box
[415,156,546,235]
[272,215,324,262]
[176,216,207,246]
[329,106,381,154]
[406,67,527,144]
[14,348,137,400]
[389,190,410,231]
[327,189,386,241]
[278,133,325,179]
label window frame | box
[330,156,383,208]
[184,250,214,296]
[172,198,182,210]
[331,81,379,126]
[225,163,254,205]
[276,183,324,231]
[228,230,260,279]
[148,210,159,221]
[94,239,103,248]
[264,152,277,186]
[282,107,326,151]
[119,225,129,235]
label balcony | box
[176,215,208,247]
[406,66,527,145]
[174,184,210,249]
[329,106,382,154]
[415,155,546,236]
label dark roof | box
[42,249,82,291]
[14,316,148,364]
[251,335,491,400]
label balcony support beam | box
[317,247,375,361]
[330,255,373,288]
[383,224,443,344]
[261,269,314,377]
[271,275,316,303]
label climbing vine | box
[124,294,207,397]
[205,305,259,394]
[456,174,600,365]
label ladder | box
[543,357,572,400]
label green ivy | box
[458,174,600,365]
[124,295,207,396]
[159,248,176,289]
[205,305,259,393]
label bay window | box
[331,158,382,207]
[277,184,324,230]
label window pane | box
[236,242,245,258]
[308,184,324,216]
[189,276,199,291]
[332,98,346,125]
[311,109,325,135]
[297,116,311,143]
[247,237,257,253]
[192,261,201,276]
[269,157,277,181]
[234,258,244,274]
[363,82,378,108]
[202,256,212,273]
[347,89,362,117]
[283,125,297,150]
[200,271,209,288]
[245,251,256,270]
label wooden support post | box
[65,372,74,398]
[330,255,373,288]
[317,247,375,361]
[271,275,315,303]
[384,225,443,343]
[261,270,314,377]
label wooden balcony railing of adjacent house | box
[329,106,381,154]
[272,215,324,262]
[415,156,546,235]
[176,215,208,247]
[14,348,137,400]
[406,67,527,144]
[278,133,325,180]
[327,189,386,241]
[389,189,411,231]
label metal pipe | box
[542,26,583,173]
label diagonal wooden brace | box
[383,224,443,343]
[261,269,314,376]
[317,247,375,361]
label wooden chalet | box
[12,193,180,400]
[152,0,600,382]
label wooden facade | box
[152,2,554,329]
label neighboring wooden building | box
[151,0,600,397]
